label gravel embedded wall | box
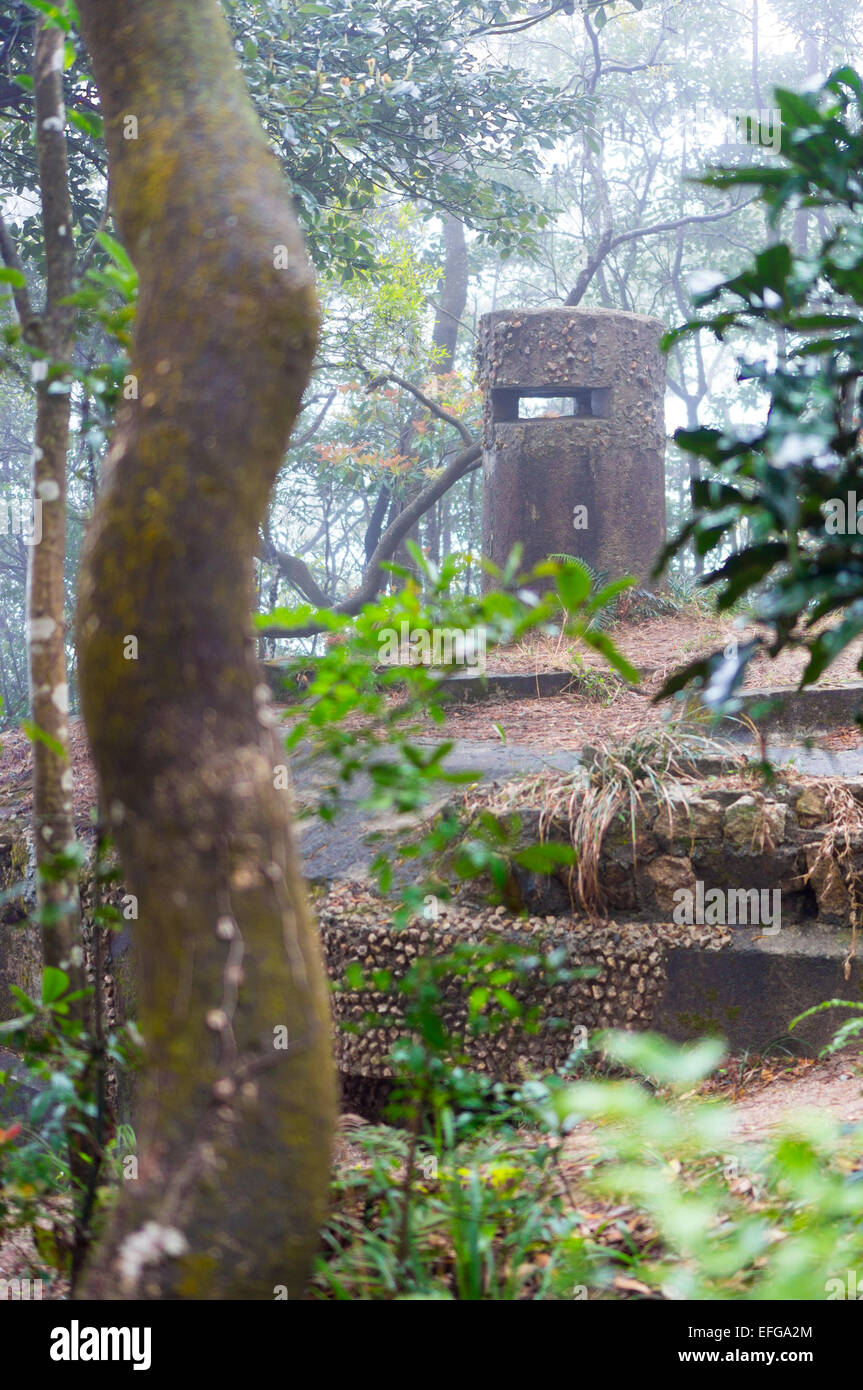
[0,823,40,1021]
[318,887,729,1083]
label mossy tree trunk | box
[75,0,335,1299]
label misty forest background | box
[1,0,858,727]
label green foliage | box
[316,937,586,1299]
[276,563,863,1301]
[262,547,629,915]
[656,67,863,718]
[58,231,139,460]
[64,230,138,350]
[548,1031,863,1300]
[0,828,140,1276]
[24,2,79,35]
[223,0,592,275]
[0,966,138,1254]
[792,997,863,1054]
[566,725,736,913]
[547,554,618,632]
[566,652,620,704]
[317,1019,863,1299]
[665,570,717,615]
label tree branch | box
[258,535,330,606]
[0,211,42,346]
[261,365,481,638]
[363,481,391,562]
[291,388,337,449]
[260,439,481,638]
[77,186,111,279]
[564,201,755,306]
[365,372,475,446]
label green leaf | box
[468,986,489,1015]
[492,988,520,1017]
[556,560,592,610]
[42,967,70,1005]
[584,575,636,615]
[68,108,104,139]
[25,0,72,32]
[600,1030,727,1086]
[0,267,27,288]
[95,230,136,276]
[20,720,68,760]
[580,629,639,684]
[514,842,575,872]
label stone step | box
[656,929,861,1052]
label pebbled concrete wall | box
[0,823,40,1021]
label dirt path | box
[713,1053,863,1141]
[430,609,863,750]
[558,1054,863,1168]
[426,688,863,753]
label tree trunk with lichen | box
[0,8,95,1284]
[75,0,335,1299]
[31,14,81,976]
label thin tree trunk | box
[76,0,335,1300]
[395,214,468,571]
[424,498,440,567]
[30,14,81,975]
[431,214,468,373]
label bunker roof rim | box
[478,305,665,331]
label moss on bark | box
[76,0,335,1299]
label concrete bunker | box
[476,306,667,587]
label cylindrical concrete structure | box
[476,307,666,589]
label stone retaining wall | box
[496,777,863,928]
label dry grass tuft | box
[461,724,746,917]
